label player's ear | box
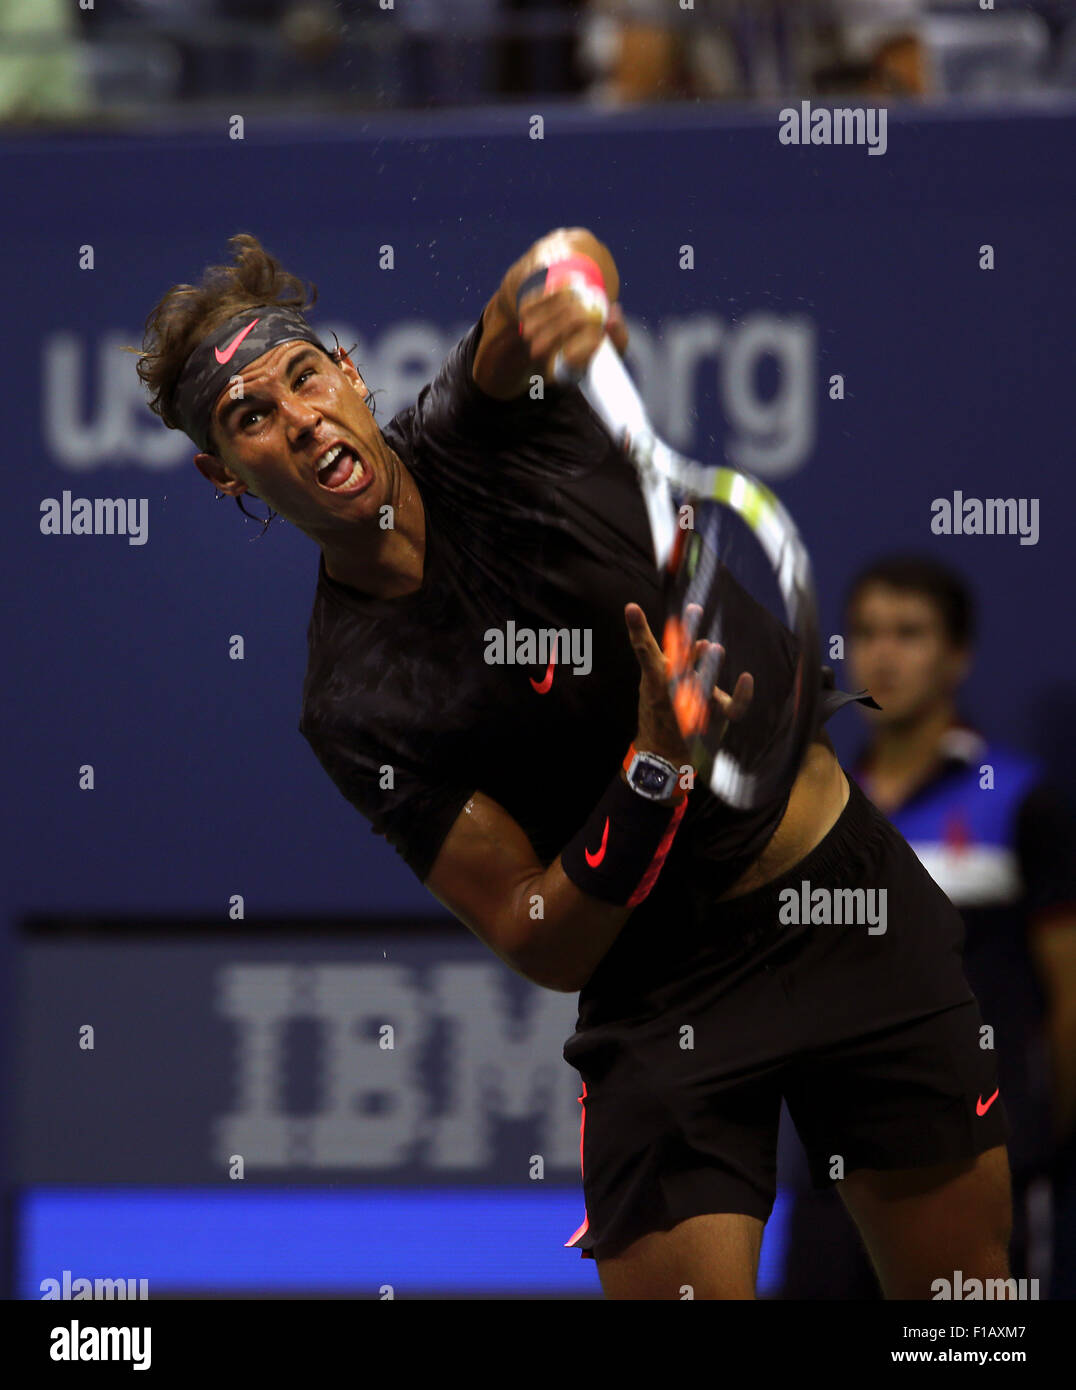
[194,452,246,496]
[332,348,369,405]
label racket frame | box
[560,338,821,808]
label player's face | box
[197,342,387,533]
[846,585,968,724]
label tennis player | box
[137,229,1012,1300]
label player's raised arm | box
[471,227,628,401]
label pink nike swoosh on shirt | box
[976,1088,999,1116]
[530,654,556,694]
[214,317,261,364]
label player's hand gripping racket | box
[556,338,820,811]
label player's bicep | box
[425,790,548,982]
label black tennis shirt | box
[299,315,867,1018]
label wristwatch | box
[622,745,683,802]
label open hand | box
[625,601,754,770]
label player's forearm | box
[510,858,635,994]
[513,766,683,993]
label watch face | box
[633,760,671,796]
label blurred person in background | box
[498,0,588,100]
[95,0,470,108]
[578,0,931,105]
[777,555,1076,1298]
[93,0,556,108]
[818,0,929,96]
[270,0,511,108]
[0,0,88,120]
[580,0,742,102]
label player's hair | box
[127,233,373,534]
[844,555,976,648]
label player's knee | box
[596,1212,762,1300]
[599,1259,756,1300]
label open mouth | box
[315,442,372,495]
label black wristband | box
[561,771,687,907]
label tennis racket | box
[556,337,820,812]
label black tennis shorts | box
[562,774,1010,1261]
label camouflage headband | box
[173,305,331,453]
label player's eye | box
[238,371,314,430]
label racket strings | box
[664,512,732,749]
[659,491,819,809]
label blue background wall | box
[4,101,1074,1295]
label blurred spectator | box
[221,0,506,108]
[578,0,933,104]
[0,0,89,120]
[580,0,743,102]
[498,0,588,100]
[826,0,928,95]
[777,557,1076,1298]
[578,0,1070,104]
[6,0,1073,117]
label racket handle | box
[569,337,650,437]
[552,349,584,386]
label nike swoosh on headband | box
[214,317,261,364]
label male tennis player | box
[137,229,1012,1300]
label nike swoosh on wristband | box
[530,654,556,694]
[585,818,609,868]
[214,317,261,364]
[976,1088,999,1116]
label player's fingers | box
[517,284,572,320]
[530,301,606,367]
[692,638,724,679]
[521,298,575,351]
[552,325,608,377]
[731,672,755,720]
[519,286,594,342]
[624,603,665,681]
[712,671,754,723]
